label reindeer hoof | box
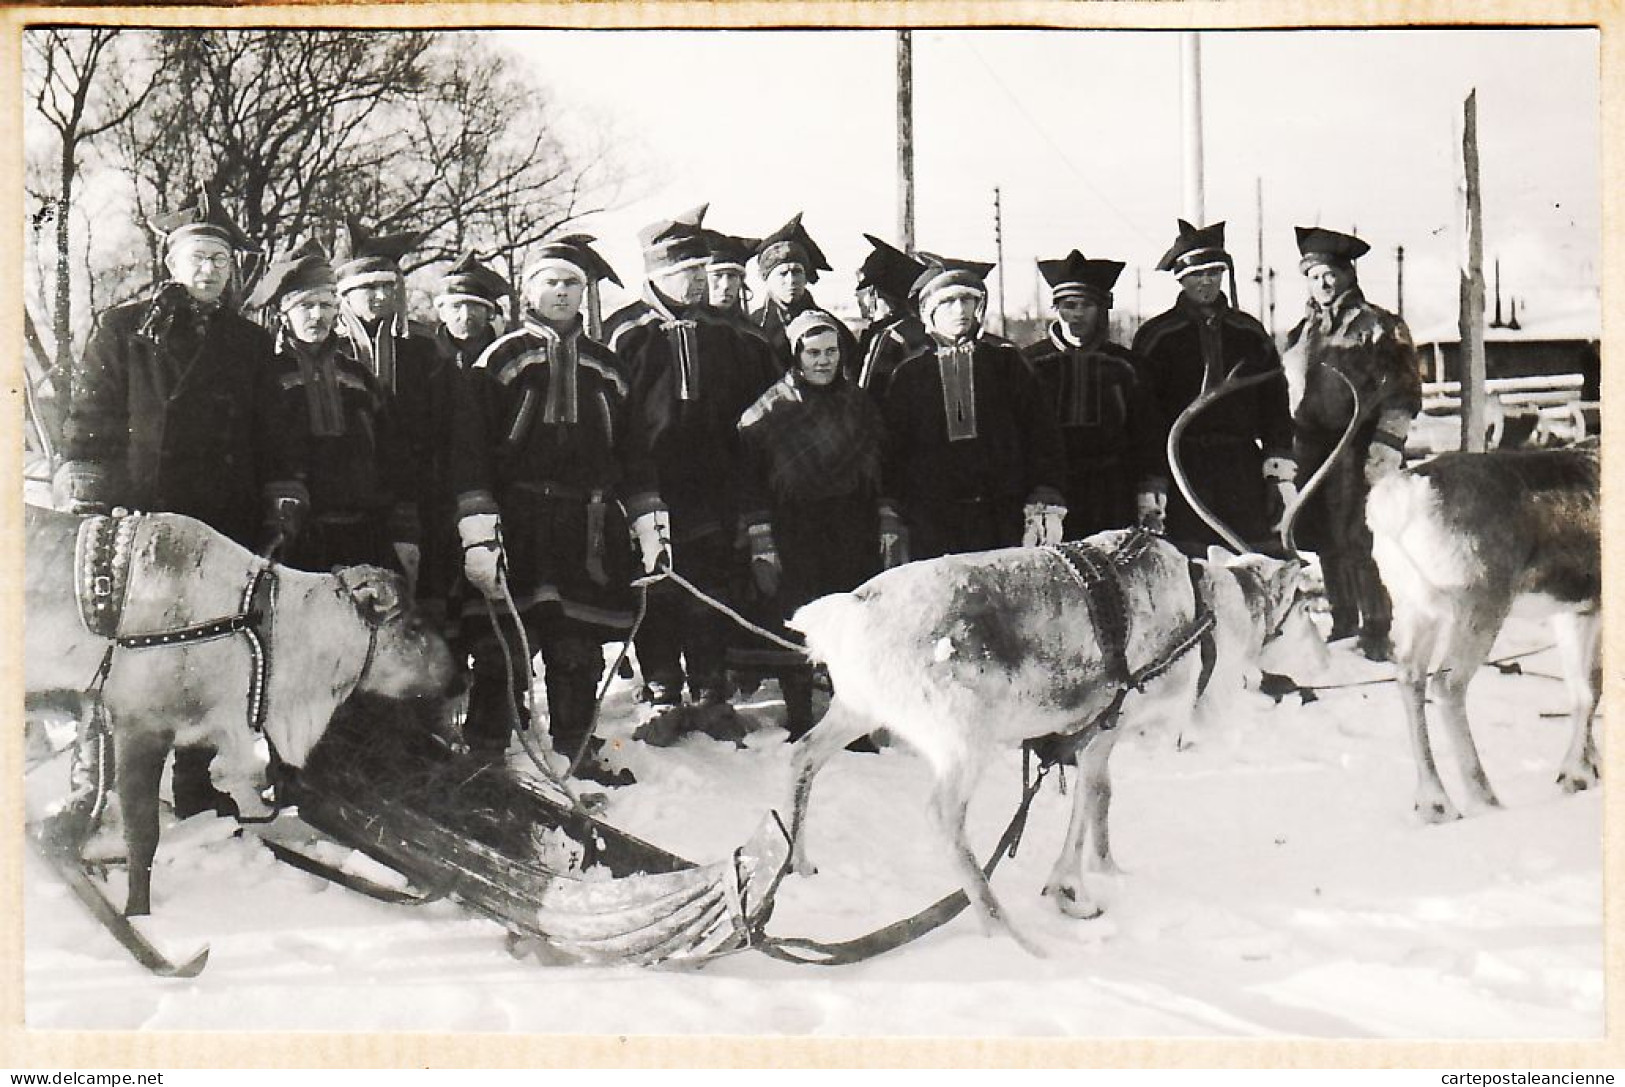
[1043,882,1104,921]
[1416,798,1461,824]
[1557,770,1598,794]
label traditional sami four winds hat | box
[1294,226,1371,273]
[856,234,928,301]
[701,229,762,274]
[910,253,996,308]
[754,213,832,283]
[1037,249,1126,306]
[1155,219,1230,279]
[436,250,512,309]
[525,233,622,287]
[334,217,426,294]
[149,186,255,252]
[638,215,712,276]
[246,237,336,309]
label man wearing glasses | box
[55,187,277,819]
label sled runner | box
[291,701,791,967]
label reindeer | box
[784,366,1344,953]
[1366,447,1601,822]
[26,506,456,915]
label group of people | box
[51,188,1421,803]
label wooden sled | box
[295,698,790,967]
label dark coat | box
[608,293,780,543]
[265,332,412,571]
[451,316,635,636]
[1131,294,1291,552]
[750,292,861,379]
[733,371,884,670]
[1285,286,1422,554]
[1022,324,1164,539]
[347,324,458,606]
[432,323,499,372]
[879,332,1067,560]
[856,311,931,398]
[61,290,276,549]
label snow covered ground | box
[23,611,1602,1039]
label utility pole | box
[1254,177,1266,317]
[1267,268,1278,336]
[1395,245,1406,318]
[896,30,916,251]
[1458,89,1488,452]
[993,186,1007,335]
[1490,257,1504,327]
[1180,33,1206,223]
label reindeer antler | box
[1166,362,1286,554]
[1278,367,1366,557]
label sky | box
[496,27,1600,341]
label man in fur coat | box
[1285,226,1422,661]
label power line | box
[957,37,1157,247]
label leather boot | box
[44,703,114,852]
[1321,554,1360,642]
[172,745,239,819]
[781,669,816,741]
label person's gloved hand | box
[1021,502,1068,548]
[878,502,908,569]
[1365,442,1404,485]
[260,481,309,555]
[1266,480,1299,535]
[458,512,507,599]
[1262,456,1299,535]
[746,521,781,597]
[1136,490,1167,535]
[52,460,112,517]
[631,508,673,574]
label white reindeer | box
[785,366,1340,953]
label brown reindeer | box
[1366,447,1601,822]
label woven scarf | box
[139,282,219,389]
[741,373,882,502]
[935,337,979,442]
[340,306,402,396]
[521,314,582,425]
[644,285,701,402]
[284,332,348,439]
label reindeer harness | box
[1033,529,1217,765]
[76,512,278,736]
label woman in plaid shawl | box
[735,309,886,740]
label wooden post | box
[993,186,1006,336]
[1395,244,1406,319]
[1254,177,1266,318]
[1180,33,1205,223]
[896,30,915,251]
[1458,89,1488,452]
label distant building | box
[1411,301,1600,400]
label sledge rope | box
[1299,644,1560,694]
[750,759,1056,966]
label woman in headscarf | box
[735,309,886,739]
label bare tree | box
[25,28,160,378]
[383,36,622,267]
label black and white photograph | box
[14,11,1607,1053]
